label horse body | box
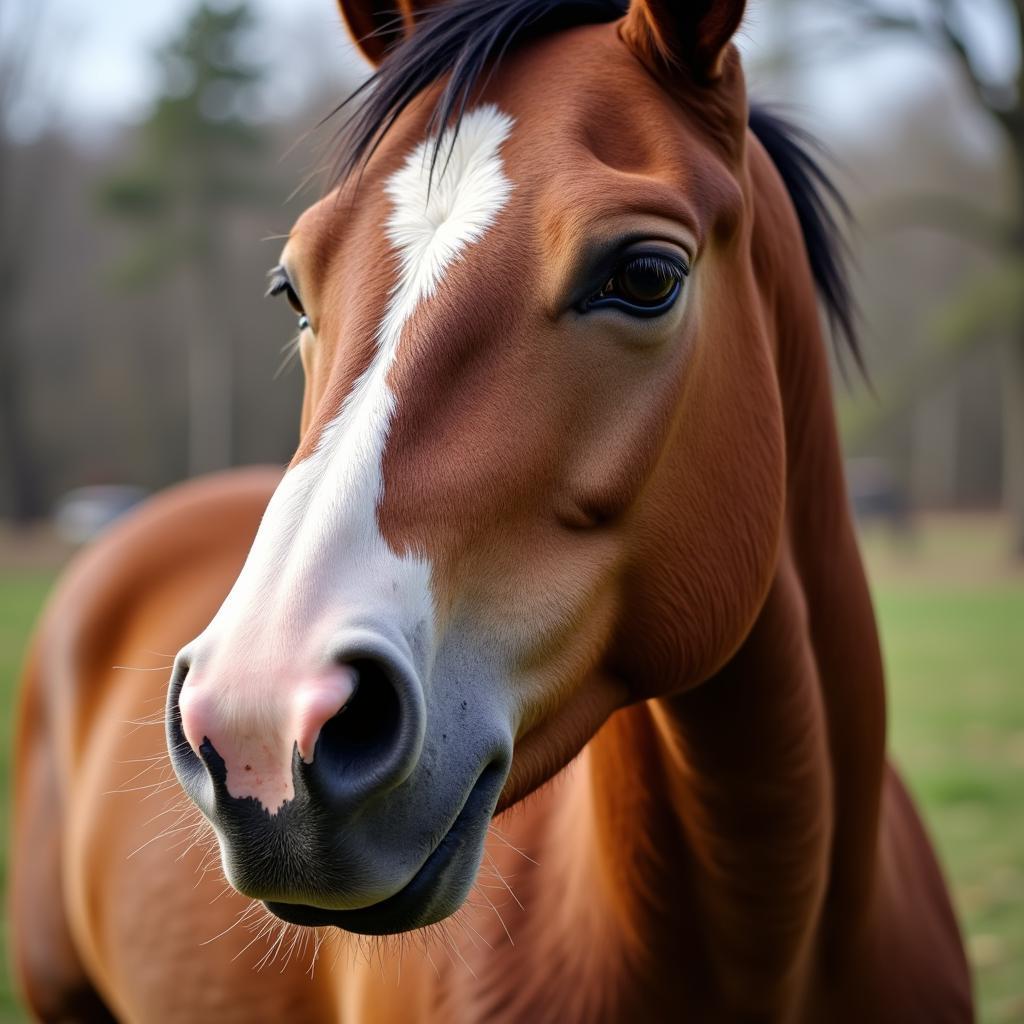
[10,470,969,1022]
[9,472,969,1023]
[10,2,972,1021]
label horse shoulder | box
[8,467,306,1021]
[868,763,974,1022]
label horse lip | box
[264,761,504,934]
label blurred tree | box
[0,0,57,522]
[836,0,1024,554]
[101,1,266,477]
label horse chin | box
[242,760,505,936]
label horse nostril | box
[319,663,399,770]
[166,640,425,816]
[303,655,415,806]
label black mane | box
[331,0,859,367]
[747,107,861,372]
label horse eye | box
[267,265,308,326]
[616,258,679,304]
[583,254,687,318]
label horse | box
[8,1,974,1020]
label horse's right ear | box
[337,0,442,66]
[622,0,747,82]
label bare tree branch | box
[837,0,1020,123]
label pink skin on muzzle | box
[178,665,358,812]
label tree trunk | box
[184,192,234,478]
[912,383,959,509]
[0,171,44,522]
[185,267,234,477]
[1003,125,1024,558]
[0,130,44,522]
[1002,332,1024,557]
[0,323,44,522]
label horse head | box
[166,0,791,935]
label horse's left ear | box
[337,0,442,66]
[622,0,747,82]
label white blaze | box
[184,106,515,811]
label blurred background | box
[0,0,1021,1020]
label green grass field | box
[1,520,1022,1022]
[861,520,1024,1024]
[1,570,55,1023]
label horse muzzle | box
[165,628,511,934]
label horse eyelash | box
[265,265,290,299]
[623,254,689,278]
[596,253,688,298]
[266,265,307,323]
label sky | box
[2,0,1019,151]
[3,0,368,142]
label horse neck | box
[580,240,887,1014]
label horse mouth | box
[263,762,503,935]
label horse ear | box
[337,0,443,66]
[622,0,747,81]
